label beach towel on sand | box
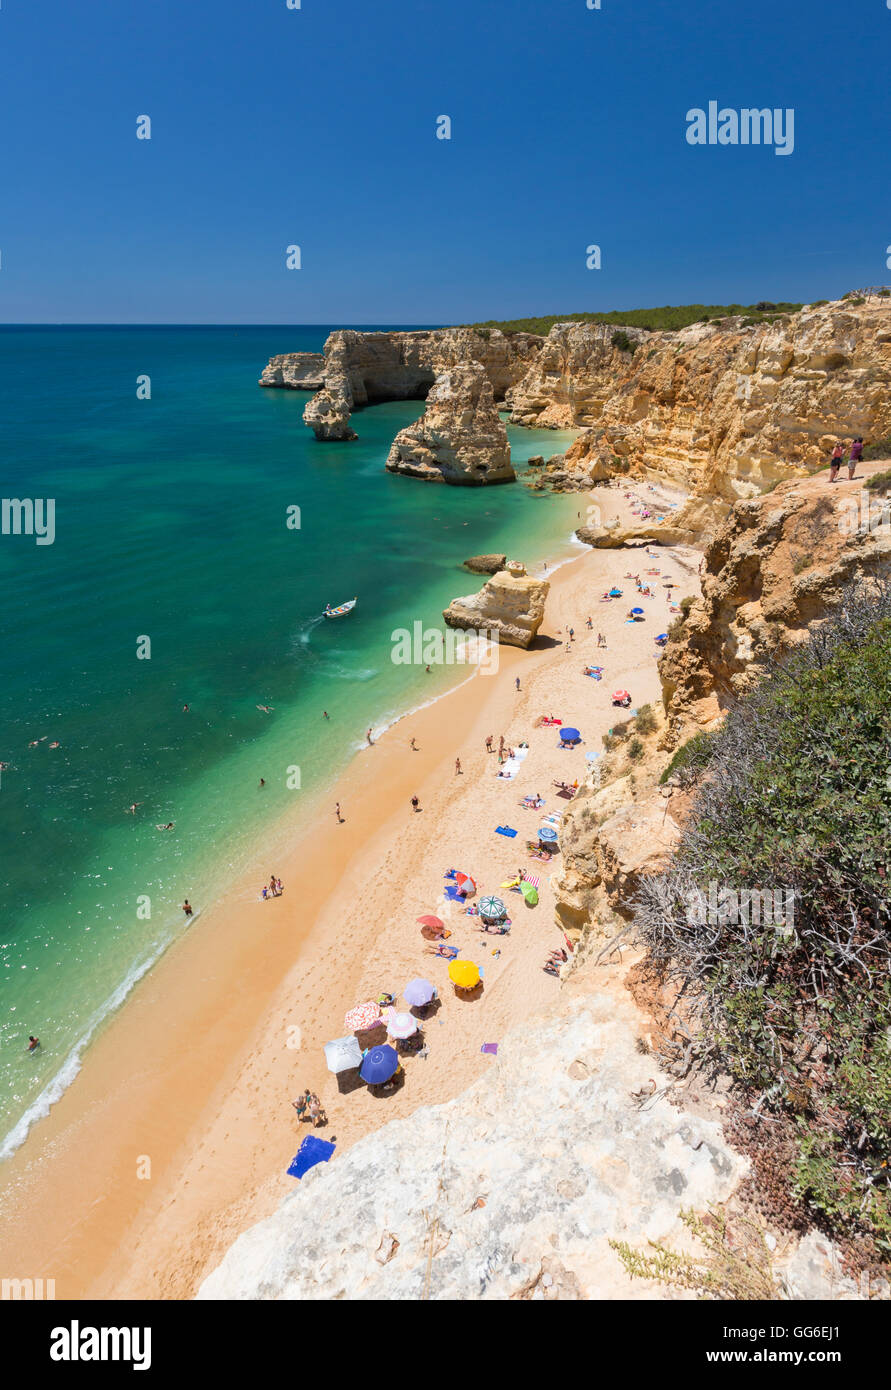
[498,748,528,780]
[288,1135,335,1179]
[443,885,465,902]
[480,1043,499,1056]
[495,825,517,837]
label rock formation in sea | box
[385,365,514,485]
[258,352,326,390]
[275,299,890,532]
[463,553,507,574]
[442,562,547,647]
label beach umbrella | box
[609,587,623,597]
[448,959,480,990]
[323,1034,363,1074]
[455,872,477,897]
[344,1000,381,1032]
[359,1044,400,1085]
[538,825,558,843]
[416,914,443,929]
[612,690,630,703]
[479,895,506,921]
[559,727,581,744]
[520,883,539,906]
[631,607,644,615]
[386,1009,419,1040]
[656,633,667,642]
[404,977,435,1007]
[420,922,448,941]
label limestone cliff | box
[198,989,746,1301]
[659,462,891,733]
[298,327,540,442]
[443,563,548,647]
[385,365,514,485]
[258,352,325,390]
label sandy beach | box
[0,482,700,1300]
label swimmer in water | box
[49,741,60,749]
[156,822,175,831]
[28,1035,40,1052]
[183,704,190,712]
[256,705,274,714]
[259,778,266,787]
[125,803,142,815]
[182,899,193,917]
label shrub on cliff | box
[636,581,891,1256]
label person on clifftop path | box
[829,441,845,482]
[848,438,864,480]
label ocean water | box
[0,325,582,1158]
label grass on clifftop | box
[464,302,803,336]
[635,581,891,1263]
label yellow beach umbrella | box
[448,959,480,989]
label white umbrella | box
[324,1034,363,1073]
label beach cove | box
[0,479,700,1298]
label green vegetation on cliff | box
[465,301,803,337]
[636,583,891,1259]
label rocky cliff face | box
[198,988,746,1301]
[659,462,891,732]
[298,327,541,442]
[443,562,548,647]
[385,365,514,485]
[258,352,326,390]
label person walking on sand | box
[411,795,421,812]
[829,441,845,483]
[515,677,521,691]
[455,757,462,775]
[309,1093,326,1127]
[848,437,863,480]
[335,802,343,823]
[485,734,493,753]
[410,737,418,751]
[182,899,193,917]
[586,616,593,629]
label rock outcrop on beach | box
[385,365,514,485]
[443,564,548,647]
[658,462,891,733]
[258,352,326,390]
[197,990,746,1301]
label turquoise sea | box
[0,325,581,1158]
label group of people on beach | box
[261,875,284,900]
[829,438,864,482]
[292,1089,326,1127]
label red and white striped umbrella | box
[344,1001,382,1031]
[455,873,477,896]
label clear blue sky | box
[1,0,889,323]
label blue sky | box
[1,0,889,323]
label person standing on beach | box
[515,677,521,691]
[455,757,462,775]
[410,737,418,751]
[485,735,493,753]
[411,795,421,812]
[848,438,864,479]
[366,728,374,746]
[335,802,342,823]
[829,441,845,483]
[182,899,193,917]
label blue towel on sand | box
[444,885,463,902]
[288,1135,335,1179]
[496,825,517,837]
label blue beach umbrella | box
[359,1044,400,1085]
[538,826,558,842]
[631,607,644,615]
[559,727,581,744]
[656,633,668,642]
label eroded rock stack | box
[442,563,548,647]
[386,365,514,486]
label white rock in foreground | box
[197,993,746,1300]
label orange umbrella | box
[416,915,444,929]
[455,873,477,897]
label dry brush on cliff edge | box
[632,580,891,1265]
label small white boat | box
[324,597,357,619]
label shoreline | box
[0,483,700,1299]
